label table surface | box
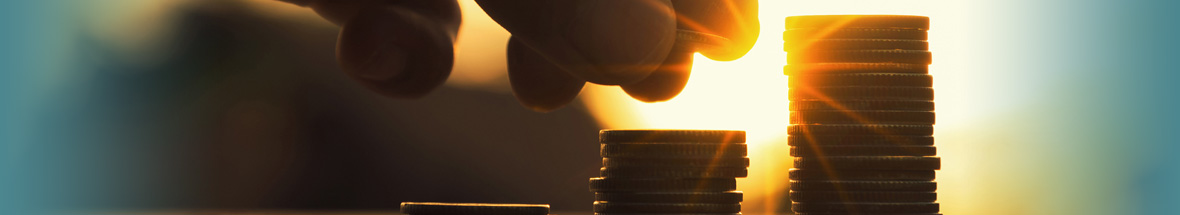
[107,212,792,215]
[106,211,611,215]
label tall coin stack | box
[591,130,748,215]
[783,15,941,215]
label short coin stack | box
[401,202,550,215]
[591,129,748,215]
[783,15,941,215]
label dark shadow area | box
[56,1,601,211]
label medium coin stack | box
[591,129,748,215]
[783,15,941,215]
[401,202,550,215]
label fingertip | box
[564,0,676,85]
[672,0,759,61]
[337,6,454,99]
[507,37,587,112]
[697,19,759,61]
[620,51,695,102]
[698,35,756,61]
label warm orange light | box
[581,1,974,213]
[582,20,792,213]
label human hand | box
[286,0,758,111]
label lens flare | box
[581,0,972,213]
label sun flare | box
[581,0,965,213]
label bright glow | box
[582,0,979,213]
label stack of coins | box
[401,202,550,215]
[591,130,748,215]
[783,15,940,215]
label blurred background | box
[1,0,1178,214]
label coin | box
[788,73,933,87]
[789,100,934,111]
[789,87,933,101]
[675,30,731,52]
[790,191,937,202]
[790,111,935,125]
[603,157,750,168]
[794,156,941,170]
[789,169,936,181]
[785,15,930,30]
[784,16,941,212]
[596,191,743,203]
[785,39,928,52]
[601,130,746,144]
[601,143,747,158]
[790,180,937,191]
[791,146,937,156]
[784,63,927,75]
[590,177,737,192]
[791,202,939,213]
[788,135,934,146]
[601,167,748,178]
[784,28,928,41]
[788,125,934,136]
[400,202,549,215]
[788,50,932,64]
[594,202,742,213]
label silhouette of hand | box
[285,0,758,111]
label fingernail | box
[565,0,676,84]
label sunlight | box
[582,0,967,213]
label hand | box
[288,0,758,112]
